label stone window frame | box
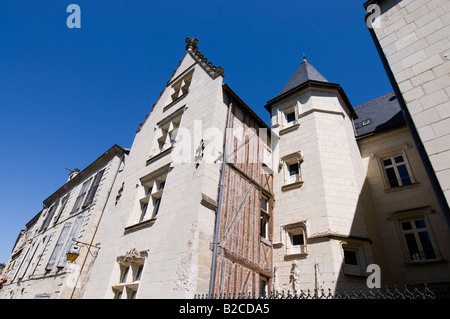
[125,164,172,232]
[280,152,304,191]
[282,221,308,259]
[147,106,186,165]
[340,241,367,278]
[113,248,148,299]
[164,69,194,112]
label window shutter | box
[46,222,72,271]
[83,169,105,208]
[71,179,92,214]
[28,235,51,277]
[53,194,70,226]
[40,201,59,232]
[57,215,84,268]
[11,244,32,281]
[17,240,39,279]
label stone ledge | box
[281,181,304,192]
[124,218,156,233]
[146,147,173,166]
[279,123,300,136]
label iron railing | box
[195,284,444,299]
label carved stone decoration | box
[289,262,300,292]
[117,248,148,264]
[184,37,225,79]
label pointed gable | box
[278,60,328,96]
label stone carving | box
[289,262,300,291]
[117,248,147,263]
[185,37,224,79]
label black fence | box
[195,284,449,299]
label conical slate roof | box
[278,59,328,96]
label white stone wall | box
[1,151,124,299]
[270,87,375,292]
[81,52,228,299]
[373,0,450,207]
[358,126,450,285]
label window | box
[83,169,105,208]
[401,219,437,262]
[283,222,307,256]
[287,229,306,255]
[381,154,413,188]
[260,195,270,241]
[341,244,366,276]
[71,178,92,213]
[53,194,70,226]
[281,152,304,191]
[288,163,299,184]
[113,248,147,299]
[155,111,183,154]
[286,111,296,124]
[170,72,192,102]
[45,215,84,271]
[280,105,297,128]
[133,166,169,226]
[259,276,269,297]
[40,201,60,232]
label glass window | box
[343,250,358,265]
[401,218,436,261]
[382,155,412,188]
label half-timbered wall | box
[213,100,273,296]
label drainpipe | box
[208,95,233,297]
[364,6,450,229]
[70,150,126,298]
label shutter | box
[53,194,70,225]
[40,201,59,232]
[28,235,51,277]
[71,179,92,213]
[17,240,39,279]
[11,244,32,281]
[83,169,105,207]
[57,215,84,268]
[46,222,71,271]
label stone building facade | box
[2,3,450,297]
[1,145,128,299]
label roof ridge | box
[355,92,394,109]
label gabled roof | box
[278,59,328,96]
[354,92,406,138]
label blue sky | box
[0,0,392,263]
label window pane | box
[135,264,144,281]
[404,233,421,261]
[292,234,304,246]
[385,167,399,187]
[286,112,295,123]
[289,163,299,176]
[261,197,268,211]
[418,231,436,259]
[120,267,129,283]
[397,164,411,185]
[343,250,358,265]
[414,219,426,229]
[401,221,412,231]
[260,215,268,238]
[394,155,404,164]
[383,159,392,166]
[153,198,161,218]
